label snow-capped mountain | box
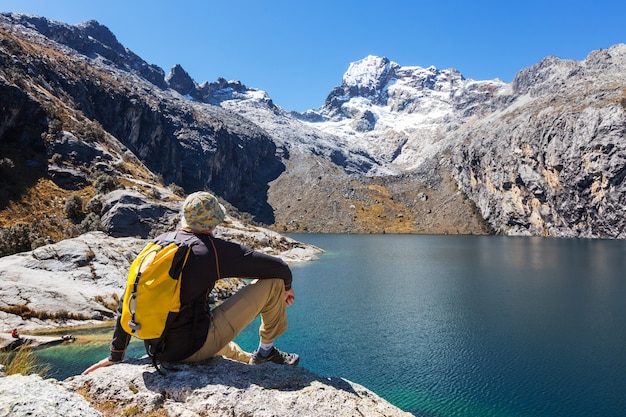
[304,55,509,171]
[198,55,509,175]
[141,43,626,238]
[2,12,626,239]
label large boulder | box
[100,189,181,238]
[0,225,322,332]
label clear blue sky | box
[1,0,625,112]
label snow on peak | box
[342,55,397,90]
[292,56,510,173]
[219,54,510,176]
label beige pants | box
[182,278,288,364]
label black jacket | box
[109,229,292,362]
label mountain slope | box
[0,13,285,233]
[449,48,626,237]
[1,12,625,242]
[213,49,626,237]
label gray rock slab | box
[61,357,414,417]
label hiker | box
[11,328,19,339]
[83,191,298,375]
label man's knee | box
[249,278,285,296]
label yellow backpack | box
[120,233,196,340]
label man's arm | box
[218,240,293,290]
[82,299,131,374]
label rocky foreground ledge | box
[0,357,413,417]
[0,219,323,332]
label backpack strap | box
[208,237,221,280]
[148,342,167,375]
[204,237,221,314]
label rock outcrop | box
[0,358,413,417]
[0,373,100,417]
[0,222,322,332]
[99,189,180,238]
[165,64,196,96]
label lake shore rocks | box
[0,221,322,332]
[0,373,100,417]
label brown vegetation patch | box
[0,178,94,242]
[352,183,416,233]
[94,294,120,312]
[0,304,91,321]
[75,381,169,417]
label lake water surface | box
[34,234,626,416]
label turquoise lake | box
[33,234,626,416]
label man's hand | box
[82,357,116,375]
[284,288,295,306]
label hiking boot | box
[249,347,300,366]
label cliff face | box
[0,13,284,226]
[448,46,626,237]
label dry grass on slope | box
[0,178,91,243]
[352,183,417,234]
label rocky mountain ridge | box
[0,12,284,230]
[451,48,626,237]
[198,48,626,238]
[212,49,626,237]
[1,12,625,241]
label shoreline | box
[0,228,324,334]
[0,332,77,351]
